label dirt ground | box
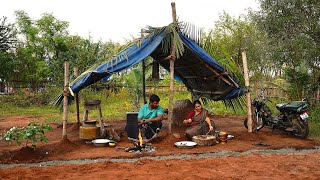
[0,115,320,179]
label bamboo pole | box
[167,2,177,134]
[241,50,253,133]
[74,67,80,124]
[62,60,69,139]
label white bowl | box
[174,141,197,148]
[92,139,110,147]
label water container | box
[126,112,138,140]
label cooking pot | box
[192,135,216,146]
[83,120,97,127]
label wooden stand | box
[82,100,104,137]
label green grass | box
[1,88,319,139]
[309,107,320,139]
[309,122,320,139]
[0,105,59,117]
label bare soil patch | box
[0,115,319,179]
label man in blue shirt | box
[138,94,163,139]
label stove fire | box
[138,129,143,147]
[125,129,156,153]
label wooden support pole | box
[167,2,177,134]
[73,67,80,124]
[241,50,253,133]
[62,60,69,139]
[141,29,147,104]
[142,61,146,104]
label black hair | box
[150,94,160,103]
[193,100,201,106]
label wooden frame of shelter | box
[60,2,252,140]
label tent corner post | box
[241,50,253,133]
[62,60,70,138]
[167,2,177,134]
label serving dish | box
[174,141,197,148]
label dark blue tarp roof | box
[69,30,244,101]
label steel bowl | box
[108,142,117,147]
[92,139,110,147]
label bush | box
[310,107,320,123]
[0,121,52,148]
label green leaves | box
[0,121,52,148]
[144,22,185,59]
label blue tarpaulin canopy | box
[69,28,244,101]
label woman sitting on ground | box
[183,100,215,140]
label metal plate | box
[174,141,197,148]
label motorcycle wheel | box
[291,120,309,139]
[244,117,264,131]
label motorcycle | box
[244,90,309,138]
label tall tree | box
[0,17,16,51]
[0,16,16,82]
[253,0,320,100]
[36,13,69,84]
[14,11,48,88]
[14,11,70,86]
[202,12,273,86]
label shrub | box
[0,121,52,148]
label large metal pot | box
[83,120,97,127]
[192,135,216,146]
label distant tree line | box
[203,0,319,103]
[0,0,319,104]
[0,11,121,91]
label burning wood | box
[125,144,156,153]
[138,129,143,147]
[125,131,156,153]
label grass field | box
[0,88,319,138]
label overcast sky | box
[1,0,260,44]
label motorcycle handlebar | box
[256,95,272,103]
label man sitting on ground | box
[138,94,163,140]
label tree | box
[0,17,16,83]
[14,11,48,88]
[35,13,69,84]
[14,11,71,87]
[0,16,16,52]
[253,0,320,101]
[202,12,274,88]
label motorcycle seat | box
[279,101,307,113]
